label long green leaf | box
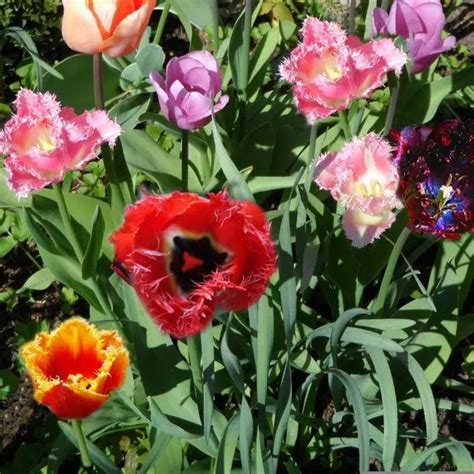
[366,347,398,470]
[328,368,371,472]
[200,324,215,443]
[59,421,120,474]
[81,206,105,279]
[215,414,240,474]
[211,119,253,201]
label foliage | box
[0,0,473,472]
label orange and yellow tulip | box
[62,0,156,58]
[21,318,129,419]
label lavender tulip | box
[150,51,229,131]
[373,0,456,74]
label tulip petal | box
[101,0,156,57]
[62,0,105,54]
[342,209,396,248]
[42,383,108,419]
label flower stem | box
[181,129,189,192]
[338,110,351,140]
[211,0,220,53]
[307,122,318,166]
[187,335,203,396]
[92,52,128,219]
[72,419,92,468]
[373,227,411,313]
[348,0,356,34]
[384,75,400,136]
[154,1,171,45]
[238,0,253,136]
[306,122,319,189]
[53,183,84,261]
[93,53,105,110]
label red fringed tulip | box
[0,89,121,198]
[150,51,229,130]
[390,121,474,238]
[315,133,402,247]
[20,318,129,419]
[110,191,277,338]
[280,18,407,122]
[62,0,156,57]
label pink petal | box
[342,209,396,248]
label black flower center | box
[169,235,228,293]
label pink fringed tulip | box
[280,18,407,122]
[149,51,229,130]
[373,0,455,74]
[62,0,156,58]
[315,133,402,248]
[0,89,121,198]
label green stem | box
[93,53,127,219]
[187,335,203,396]
[53,183,84,261]
[72,419,92,468]
[93,53,105,110]
[384,77,400,136]
[373,227,411,313]
[305,122,318,190]
[238,0,253,135]
[181,129,189,192]
[348,0,356,34]
[153,1,171,45]
[338,110,351,140]
[307,122,318,166]
[211,0,220,53]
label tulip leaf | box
[395,65,474,125]
[81,206,105,280]
[148,396,202,439]
[109,94,151,130]
[0,168,31,209]
[19,267,55,293]
[59,421,121,474]
[215,414,240,474]
[43,54,121,112]
[211,119,253,201]
[120,129,185,192]
[136,44,165,77]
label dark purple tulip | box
[390,121,474,239]
[150,51,229,131]
[373,0,456,74]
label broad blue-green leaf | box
[81,206,105,280]
[43,54,120,111]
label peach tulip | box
[62,0,156,57]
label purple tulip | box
[150,51,229,131]
[372,0,456,74]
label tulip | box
[390,121,474,238]
[315,133,402,247]
[372,0,456,74]
[21,318,129,419]
[149,51,229,130]
[0,89,121,198]
[62,0,156,57]
[110,191,277,337]
[279,18,407,122]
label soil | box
[0,245,85,461]
[447,1,474,55]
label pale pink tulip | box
[280,18,407,122]
[314,133,402,247]
[0,89,121,197]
